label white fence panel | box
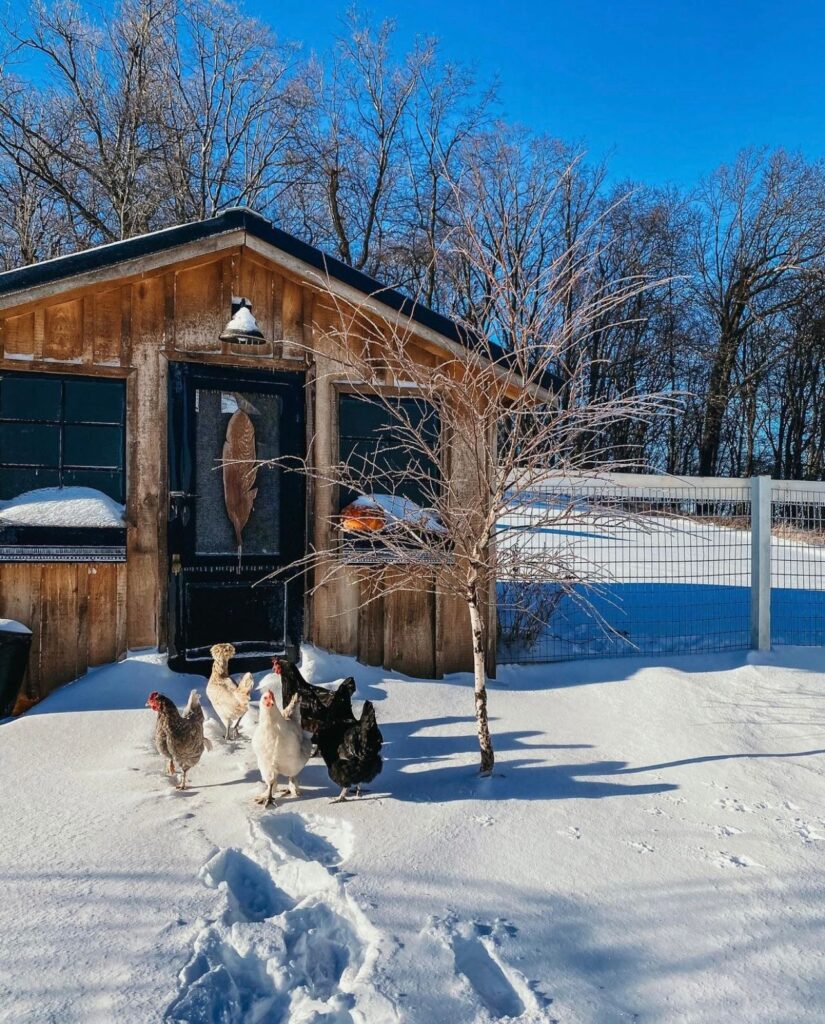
[498,474,825,663]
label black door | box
[167,362,305,673]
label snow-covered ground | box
[497,505,825,660]
[2,644,824,1023]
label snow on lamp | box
[220,297,266,346]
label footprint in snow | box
[433,916,553,1021]
[625,840,654,854]
[559,826,581,840]
[715,851,761,869]
[713,824,744,837]
[201,847,293,923]
[789,818,825,843]
[714,797,753,814]
[166,813,396,1024]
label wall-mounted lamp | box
[220,297,266,346]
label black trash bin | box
[0,620,32,718]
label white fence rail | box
[497,474,825,663]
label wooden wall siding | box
[93,288,125,365]
[126,277,165,649]
[0,239,489,687]
[172,260,225,353]
[1,310,35,360]
[44,299,83,362]
[0,562,127,701]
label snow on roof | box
[349,493,444,533]
[0,487,126,528]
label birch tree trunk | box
[467,586,495,774]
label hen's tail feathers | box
[203,736,213,752]
[238,671,255,696]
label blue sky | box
[255,0,825,188]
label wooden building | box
[0,208,488,700]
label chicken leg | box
[330,787,349,803]
[255,781,275,806]
[176,769,189,791]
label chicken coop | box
[0,209,493,702]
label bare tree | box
[691,148,825,475]
[0,0,174,240]
[157,0,300,221]
[268,163,670,774]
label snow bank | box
[0,487,125,528]
[0,618,32,635]
[1,646,824,1022]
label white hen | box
[252,690,313,806]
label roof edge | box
[0,207,470,350]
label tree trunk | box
[698,326,740,476]
[467,592,495,774]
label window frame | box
[333,384,444,562]
[0,370,127,504]
[0,369,127,561]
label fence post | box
[750,475,772,651]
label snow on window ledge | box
[0,487,126,529]
[342,493,445,534]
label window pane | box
[62,468,124,502]
[0,422,60,466]
[0,375,62,421]
[64,378,125,424]
[338,393,439,507]
[64,424,123,468]
[0,466,60,500]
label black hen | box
[316,685,383,802]
[273,658,356,740]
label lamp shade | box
[220,302,265,345]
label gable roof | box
[0,207,471,350]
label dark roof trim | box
[0,207,471,349]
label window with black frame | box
[0,372,126,503]
[337,392,440,508]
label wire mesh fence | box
[498,476,753,663]
[771,483,825,647]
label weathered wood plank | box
[126,277,163,649]
[44,299,82,362]
[281,278,303,348]
[93,288,124,365]
[0,563,36,695]
[87,563,117,666]
[38,563,81,694]
[239,253,276,349]
[358,573,385,666]
[1,311,35,361]
[173,260,223,352]
[383,569,436,678]
[435,589,471,677]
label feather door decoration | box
[222,409,259,567]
